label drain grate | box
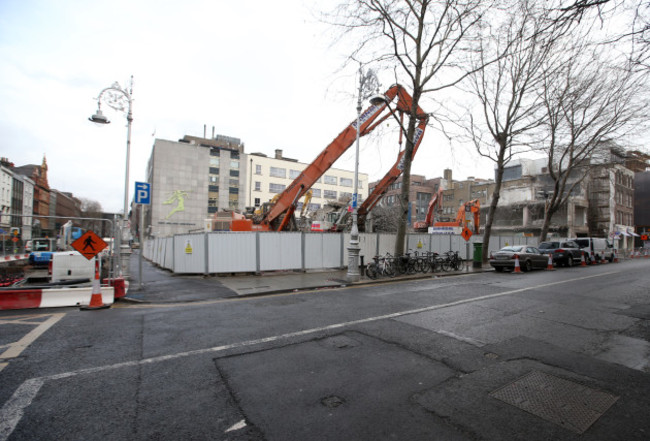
[490,370,618,434]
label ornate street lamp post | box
[88,76,134,279]
[348,66,380,282]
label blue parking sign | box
[135,182,151,205]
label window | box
[308,203,321,211]
[231,151,240,160]
[324,175,337,185]
[228,193,238,209]
[209,167,219,174]
[229,178,239,188]
[340,177,353,187]
[229,187,239,194]
[208,198,218,207]
[210,149,220,156]
[209,157,219,167]
[254,197,261,207]
[269,183,286,193]
[289,169,301,179]
[254,181,261,191]
[255,164,262,175]
[230,160,239,170]
[358,180,363,189]
[209,175,218,184]
[341,192,352,200]
[324,190,337,199]
[230,170,239,177]
[270,167,286,178]
[311,188,321,198]
[209,185,219,192]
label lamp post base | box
[119,244,132,280]
[347,242,360,282]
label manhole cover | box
[490,370,618,434]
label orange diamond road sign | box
[461,227,473,242]
[71,230,107,260]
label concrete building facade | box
[144,134,367,237]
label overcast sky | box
[0,0,492,213]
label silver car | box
[489,245,550,272]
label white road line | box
[0,270,617,441]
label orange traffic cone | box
[81,259,110,310]
[546,253,555,271]
[600,250,607,264]
[613,249,619,263]
[513,254,523,274]
[591,252,598,265]
[580,252,587,267]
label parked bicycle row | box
[365,250,466,279]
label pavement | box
[123,250,491,303]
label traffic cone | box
[631,250,635,259]
[601,250,607,264]
[580,252,587,267]
[513,254,523,274]
[591,252,598,265]
[546,253,555,271]
[613,249,619,263]
[81,259,110,310]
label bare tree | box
[537,45,649,240]
[327,0,490,256]
[78,198,104,233]
[461,1,567,262]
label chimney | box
[212,126,215,139]
[443,169,452,181]
[275,149,283,159]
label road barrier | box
[0,286,114,310]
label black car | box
[538,240,583,267]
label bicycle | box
[366,253,396,279]
[442,250,465,271]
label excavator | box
[413,187,444,232]
[232,84,429,231]
[432,199,481,233]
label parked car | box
[489,245,549,272]
[569,237,614,263]
[538,240,583,267]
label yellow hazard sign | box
[185,240,193,254]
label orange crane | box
[433,199,481,233]
[237,84,429,231]
[413,187,444,232]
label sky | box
[0,0,493,214]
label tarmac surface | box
[123,250,490,302]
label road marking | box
[225,419,247,433]
[0,270,617,441]
[0,313,66,361]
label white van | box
[570,237,614,263]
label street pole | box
[347,66,379,282]
[89,76,134,279]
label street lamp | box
[89,76,134,279]
[348,66,380,282]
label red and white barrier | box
[0,286,114,310]
[1,254,30,262]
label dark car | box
[489,245,549,272]
[538,240,583,267]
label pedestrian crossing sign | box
[71,231,107,260]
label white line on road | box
[0,270,617,441]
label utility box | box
[473,242,483,268]
[50,251,95,283]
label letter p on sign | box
[135,182,151,205]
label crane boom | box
[260,84,429,231]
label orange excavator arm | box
[261,84,428,231]
[413,187,444,230]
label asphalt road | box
[1,259,650,440]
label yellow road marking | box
[0,313,66,361]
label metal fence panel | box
[304,233,343,269]
[172,234,206,274]
[208,232,257,273]
[260,232,302,271]
[163,237,174,270]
